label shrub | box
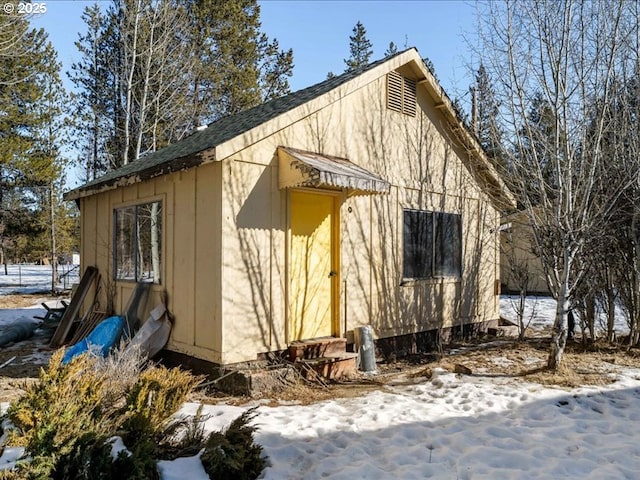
[1,347,202,479]
[157,405,207,460]
[200,408,266,480]
[124,365,201,437]
[0,471,23,480]
[5,350,124,479]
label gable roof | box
[64,52,401,201]
[65,48,515,210]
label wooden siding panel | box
[122,184,137,202]
[155,177,174,321]
[219,159,278,364]
[137,180,154,199]
[81,196,97,268]
[171,170,196,345]
[194,163,221,351]
[80,196,98,316]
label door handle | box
[328,271,337,277]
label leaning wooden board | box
[49,266,100,347]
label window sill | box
[400,277,461,287]
[114,279,162,286]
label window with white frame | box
[114,201,162,283]
[402,209,461,279]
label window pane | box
[137,201,162,283]
[113,201,162,284]
[402,210,432,279]
[434,213,462,277]
[115,206,136,281]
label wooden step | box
[299,352,358,380]
[289,337,347,361]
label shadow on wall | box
[227,156,284,354]
[340,87,500,356]
[224,78,500,360]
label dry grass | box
[3,320,640,407]
[0,295,56,309]
[234,338,640,405]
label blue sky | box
[33,0,479,100]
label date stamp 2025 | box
[3,2,47,15]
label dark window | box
[403,210,461,279]
[114,201,162,283]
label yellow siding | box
[194,163,222,351]
[219,159,283,364]
[78,58,502,366]
[500,211,549,294]
[78,164,223,364]
[216,71,502,363]
[171,169,197,346]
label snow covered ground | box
[2,290,640,478]
[168,368,640,480]
[0,264,79,295]
[500,294,630,336]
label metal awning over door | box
[277,146,390,196]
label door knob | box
[328,271,337,277]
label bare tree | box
[501,222,533,340]
[477,0,637,368]
[110,0,194,165]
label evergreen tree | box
[344,21,373,72]
[196,0,262,118]
[191,0,293,120]
[0,14,72,278]
[259,37,294,102]
[472,64,505,169]
[70,0,294,167]
[385,41,398,57]
[31,42,71,287]
[69,4,113,181]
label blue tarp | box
[62,315,125,364]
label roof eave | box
[414,59,517,211]
[64,149,216,202]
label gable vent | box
[387,71,417,117]
[387,71,404,113]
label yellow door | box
[289,191,336,340]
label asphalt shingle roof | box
[65,51,406,200]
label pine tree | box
[259,37,294,102]
[192,0,293,120]
[69,4,113,181]
[0,16,73,282]
[472,64,505,169]
[385,41,398,56]
[31,42,71,288]
[0,16,66,273]
[344,21,373,72]
[70,0,294,167]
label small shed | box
[65,48,515,368]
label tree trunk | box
[518,287,527,341]
[586,296,596,341]
[606,286,616,343]
[50,184,57,293]
[548,254,572,369]
[122,0,141,166]
[548,298,569,369]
